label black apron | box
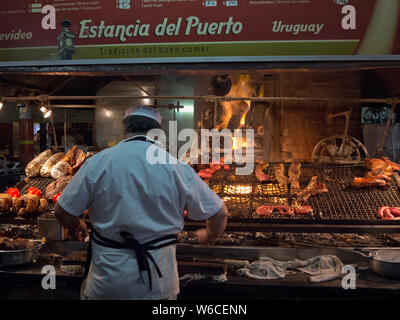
[84,136,178,291]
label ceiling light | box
[180,105,194,113]
[0,102,3,111]
[40,106,47,113]
[43,110,52,118]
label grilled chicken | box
[40,152,65,177]
[25,149,53,178]
[0,194,12,212]
[13,194,48,217]
[288,160,301,189]
[364,158,394,177]
[274,163,289,185]
[352,157,400,189]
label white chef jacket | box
[57,135,223,300]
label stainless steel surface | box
[38,213,64,241]
[346,248,400,279]
[41,240,88,256]
[371,249,400,279]
[176,243,374,266]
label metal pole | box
[18,104,34,167]
[64,110,67,152]
[1,95,397,104]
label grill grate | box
[209,163,400,222]
[14,177,56,211]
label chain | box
[376,99,399,155]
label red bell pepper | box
[27,187,42,198]
[6,188,20,198]
[52,192,61,203]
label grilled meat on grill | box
[51,160,72,179]
[378,206,400,220]
[40,152,64,177]
[352,176,388,189]
[13,194,40,217]
[274,205,294,216]
[294,206,313,215]
[45,175,73,199]
[297,176,328,203]
[352,157,400,189]
[256,205,312,217]
[25,149,53,178]
[66,146,87,175]
[256,205,274,216]
[364,171,391,182]
[50,146,87,179]
[365,157,395,178]
[255,161,270,182]
[274,163,289,186]
[288,160,301,189]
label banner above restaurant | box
[0,0,399,66]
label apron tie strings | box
[86,228,177,291]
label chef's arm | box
[54,203,80,230]
[206,203,228,240]
[54,203,88,241]
[196,203,228,244]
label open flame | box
[232,136,248,150]
[216,74,264,131]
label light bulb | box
[44,110,52,118]
[40,106,47,113]
[0,102,3,110]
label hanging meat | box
[40,152,65,177]
[25,149,53,178]
[288,160,301,189]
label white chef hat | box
[124,105,162,125]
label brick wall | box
[266,71,362,161]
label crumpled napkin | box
[237,255,344,283]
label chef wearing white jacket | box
[54,106,228,300]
